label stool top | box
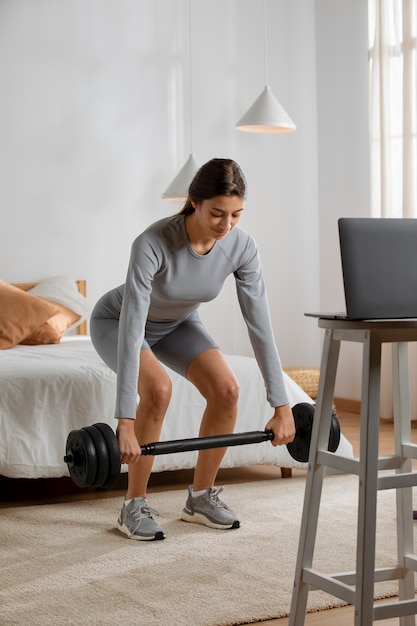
[315,318,417,344]
[316,317,417,330]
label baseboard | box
[334,397,361,415]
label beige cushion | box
[0,281,59,349]
[21,301,81,345]
[28,275,90,331]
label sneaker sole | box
[117,521,165,541]
[180,509,240,530]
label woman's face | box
[192,195,244,240]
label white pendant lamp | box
[162,1,199,201]
[236,0,296,133]
[161,153,199,201]
[236,85,296,133]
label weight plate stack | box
[287,403,341,463]
[83,425,110,488]
[94,422,121,488]
[65,428,98,488]
[287,403,315,463]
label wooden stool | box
[289,318,417,626]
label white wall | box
[0,0,369,400]
[315,0,371,399]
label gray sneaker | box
[117,497,166,541]
[181,486,240,529]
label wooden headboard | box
[13,280,88,336]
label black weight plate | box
[84,425,109,488]
[65,428,98,488]
[287,403,314,463]
[329,410,341,453]
[93,423,121,488]
[287,403,342,463]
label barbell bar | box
[64,402,341,489]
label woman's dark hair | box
[178,158,247,216]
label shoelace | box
[129,503,161,537]
[208,486,233,511]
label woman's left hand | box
[265,404,296,446]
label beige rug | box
[0,473,414,626]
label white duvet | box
[0,336,353,479]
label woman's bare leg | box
[125,349,172,500]
[186,348,239,491]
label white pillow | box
[28,275,91,329]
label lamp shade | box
[236,85,296,133]
[162,153,199,201]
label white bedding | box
[0,336,353,479]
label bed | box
[0,277,354,481]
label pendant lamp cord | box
[188,0,193,154]
[263,0,268,85]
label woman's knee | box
[207,376,240,409]
[187,350,240,409]
[139,373,172,414]
[155,375,173,409]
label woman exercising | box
[90,158,295,540]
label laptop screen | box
[339,218,417,319]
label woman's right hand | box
[116,418,142,464]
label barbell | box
[64,402,341,489]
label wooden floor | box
[2,411,417,625]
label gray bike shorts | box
[90,296,219,378]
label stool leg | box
[392,343,415,626]
[289,329,341,625]
[354,333,382,625]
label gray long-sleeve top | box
[112,214,289,418]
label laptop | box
[306,217,417,320]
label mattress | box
[0,337,353,479]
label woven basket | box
[283,367,321,400]
[284,366,337,410]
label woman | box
[90,158,295,541]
